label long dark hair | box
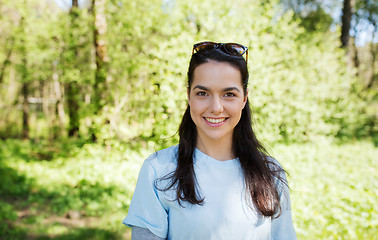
[159,48,286,217]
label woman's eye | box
[224,92,235,97]
[197,91,207,96]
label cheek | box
[189,101,200,121]
[225,101,245,114]
[189,99,204,114]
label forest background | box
[0,0,377,239]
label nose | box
[210,96,223,113]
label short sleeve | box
[271,169,297,240]
[123,158,168,238]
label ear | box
[242,88,249,108]
[187,87,191,105]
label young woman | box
[123,42,296,240]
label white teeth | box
[205,118,226,124]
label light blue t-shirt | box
[123,145,296,240]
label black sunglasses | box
[192,41,248,63]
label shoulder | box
[146,145,178,165]
[144,145,178,177]
[266,156,284,172]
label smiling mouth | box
[204,117,227,124]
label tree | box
[0,0,372,143]
[66,0,81,137]
[354,0,378,89]
[0,36,13,84]
[16,13,30,139]
[341,0,352,48]
[92,0,109,113]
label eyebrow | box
[192,85,241,92]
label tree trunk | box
[0,36,14,84]
[66,0,80,137]
[53,70,65,137]
[90,0,109,142]
[341,0,352,48]
[66,82,79,137]
[353,44,359,70]
[19,16,29,139]
[42,80,50,138]
[21,82,29,139]
[365,39,376,89]
[347,38,360,70]
[92,0,108,113]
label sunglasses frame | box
[192,41,248,64]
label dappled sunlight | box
[1,139,377,239]
[0,0,376,239]
[273,141,377,239]
[0,139,141,239]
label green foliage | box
[0,201,27,240]
[0,139,146,239]
[279,0,335,32]
[0,201,17,222]
[103,0,191,144]
[0,139,377,239]
[0,0,376,239]
[273,141,378,239]
[0,0,373,144]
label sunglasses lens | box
[193,42,217,52]
[223,43,246,55]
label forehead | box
[191,61,242,89]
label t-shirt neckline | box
[194,147,238,166]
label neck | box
[195,134,235,161]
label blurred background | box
[0,0,376,239]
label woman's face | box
[188,61,247,146]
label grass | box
[273,140,377,240]
[0,138,377,239]
[0,139,150,240]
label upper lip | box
[204,117,228,119]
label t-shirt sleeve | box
[131,226,166,240]
[123,158,168,238]
[271,169,297,240]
